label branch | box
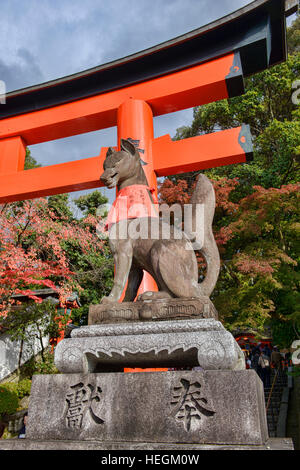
[280,157,297,186]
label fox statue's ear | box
[106,147,115,157]
[120,139,136,156]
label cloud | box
[1,0,251,85]
[0,0,251,203]
[0,48,43,92]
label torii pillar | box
[117,98,158,295]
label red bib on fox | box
[105,185,158,230]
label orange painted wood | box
[0,54,235,145]
[117,99,157,191]
[152,127,247,176]
[117,99,158,297]
[0,136,26,175]
[0,127,249,203]
[0,147,107,203]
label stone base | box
[88,297,218,324]
[24,370,268,446]
[54,319,245,373]
[0,438,294,451]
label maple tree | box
[159,177,300,346]
[0,198,69,315]
[214,183,299,338]
[0,186,110,320]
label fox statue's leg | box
[150,240,200,298]
[101,236,133,303]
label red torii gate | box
[0,52,250,202]
[0,0,294,293]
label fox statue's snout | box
[100,168,119,189]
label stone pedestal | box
[54,319,245,373]
[0,300,293,451]
[25,370,268,446]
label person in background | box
[18,412,28,439]
[258,351,271,388]
[251,349,260,376]
[271,346,282,371]
[246,352,251,369]
[262,344,271,358]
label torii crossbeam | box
[0,0,293,293]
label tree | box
[73,191,108,218]
[287,12,300,54]
[158,17,300,346]
[0,199,71,315]
[0,300,64,365]
[0,195,108,317]
[70,191,114,325]
[214,184,299,342]
[24,148,41,170]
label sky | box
[0,0,295,207]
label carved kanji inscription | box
[171,378,216,432]
[65,381,104,429]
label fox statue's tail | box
[188,174,220,297]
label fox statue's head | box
[100,139,148,189]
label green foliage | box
[0,380,31,419]
[48,193,74,222]
[0,386,19,418]
[71,251,114,325]
[24,148,41,170]
[74,191,109,217]
[0,300,71,364]
[287,13,300,54]
[22,351,59,376]
[1,300,57,342]
[2,379,31,400]
[270,318,298,350]
[287,366,300,377]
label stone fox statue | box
[100,139,220,303]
